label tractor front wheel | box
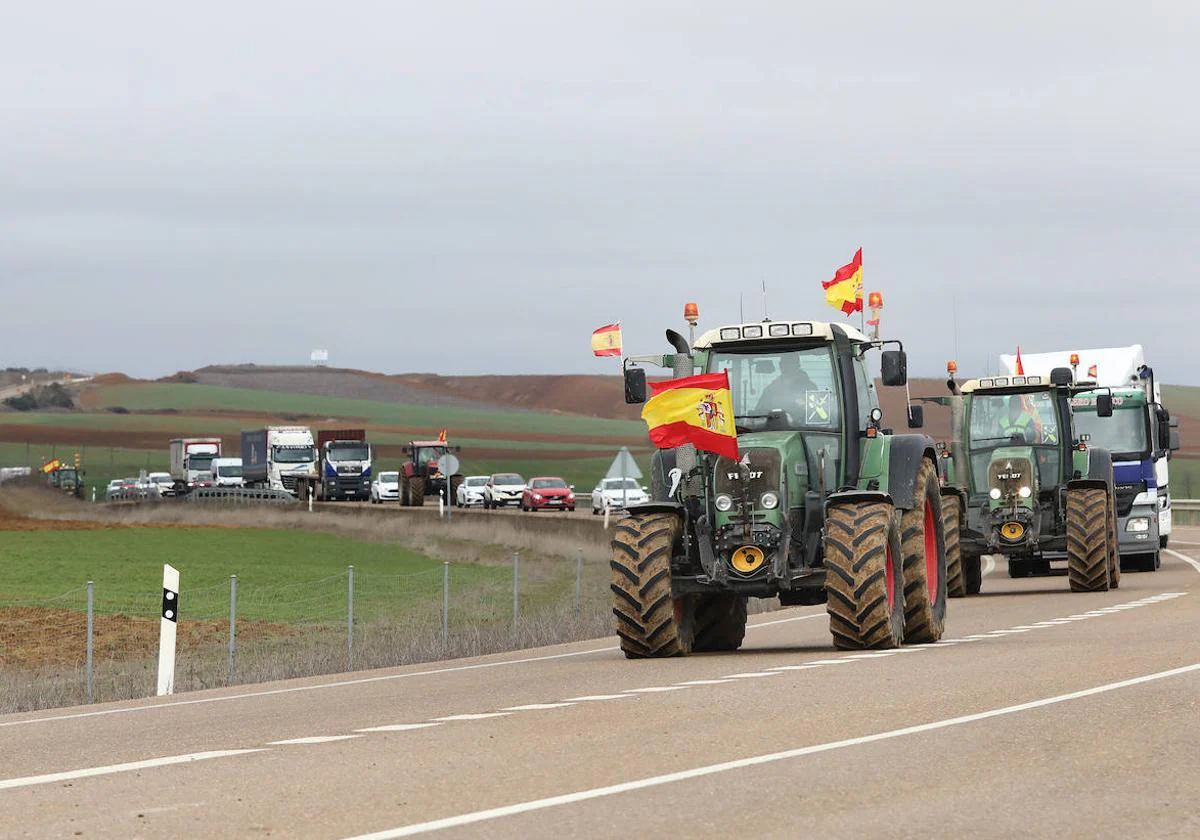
[824,500,905,650]
[899,459,947,644]
[692,594,747,652]
[962,553,983,595]
[610,512,689,657]
[1067,488,1110,592]
[409,476,426,507]
[943,494,966,598]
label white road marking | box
[431,713,512,722]
[722,672,782,679]
[988,629,1032,635]
[807,659,856,666]
[845,652,896,659]
[674,680,736,686]
[766,664,823,671]
[0,750,266,792]
[343,664,1200,839]
[624,686,689,694]
[1010,625,1045,630]
[560,695,631,702]
[269,735,362,745]
[501,703,576,712]
[1165,548,1200,574]
[0,608,824,730]
[355,724,442,733]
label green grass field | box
[0,528,509,624]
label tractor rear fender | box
[886,434,938,511]
[1070,446,1115,493]
[824,488,893,511]
[624,501,686,517]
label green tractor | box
[927,366,1120,593]
[48,465,85,499]
[615,318,948,655]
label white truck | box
[210,457,245,487]
[168,438,223,494]
[999,345,1180,571]
[240,427,318,495]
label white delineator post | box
[156,564,180,696]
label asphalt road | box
[4,532,1200,838]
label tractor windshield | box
[967,391,1062,491]
[710,346,840,432]
[1071,405,1149,461]
[415,447,445,467]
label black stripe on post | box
[162,588,179,622]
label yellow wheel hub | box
[730,545,766,574]
[1000,521,1025,541]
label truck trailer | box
[240,427,318,495]
[169,438,223,494]
[999,345,1180,571]
[292,429,372,501]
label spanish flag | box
[1015,346,1024,375]
[1087,364,1098,379]
[437,428,447,443]
[823,248,863,316]
[41,458,62,474]
[591,323,622,357]
[641,372,739,460]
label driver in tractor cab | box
[997,395,1041,444]
[754,354,818,416]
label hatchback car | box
[483,473,525,509]
[521,477,576,512]
[371,471,400,503]
[456,475,490,507]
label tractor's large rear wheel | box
[943,494,965,598]
[610,512,689,658]
[1067,488,1110,592]
[824,500,905,650]
[1106,493,1121,589]
[692,594,747,652]
[899,459,946,644]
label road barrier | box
[1172,499,1200,526]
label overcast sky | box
[3,2,1198,384]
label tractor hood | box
[711,430,810,528]
[985,445,1038,511]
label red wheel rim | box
[673,597,684,625]
[924,499,939,599]
[885,540,896,609]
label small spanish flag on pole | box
[1015,346,1024,375]
[822,248,863,316]
[641,371,739,460]
[41,458,62,474]
[591,323,622,357]
[1087,364,1098,379]
[437,428,447,443]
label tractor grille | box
[987,457,1033,499]
[1114,482,1144,517]
[713,448,781,508]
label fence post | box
[575,549,583,620]
[228,574,237,685]
[442,561,449,647]
[86,580,94,704]
[347,565,354,670]
[512,552,520,644]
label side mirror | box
[642,485,649,491]
[569,484,575,490]
[1096,393,1114,417]
[1049,367,1073,386]
[907,404,924,429]
[624,367,648,404]
[881,350,907,387]
[401,447,409,455]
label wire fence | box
[0,548,617,714]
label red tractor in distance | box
[399,432,463,506]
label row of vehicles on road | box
[605,306,1183,657]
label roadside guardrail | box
[1172,499,1200,526]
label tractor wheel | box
[824,500,905,650]
[409,476,426,507]
[942,494,965,598]
[1066,488,1110,592]
[610,512,690,657]
[692,594,747,652]
[1007,558,1029,578]
[1106,493,1121,589]
[1160,535,1169,550]
[962,553,982,595]
[899,459,946,644]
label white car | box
[371,471,400,503]
[483,473,525,509]
[591,477,649,514]
[456,475,489,507]
[147,471,176,497]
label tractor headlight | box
[1126,517,1150,533]
[759,492,780,510]
[715,494,733,512]
[1017,486,1032,499]
[989,488,1002,500]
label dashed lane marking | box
[624,686,690,694]
[560,695,631,702]
[355,724,442,733]
[269,736,362,745]
[0,750,267,791]
[674,680,737,686]
[341,664,1200,838]
[722,672,782,679]
[431,713,512,722]
[501,703,576,712]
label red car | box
[521,477,576,512]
